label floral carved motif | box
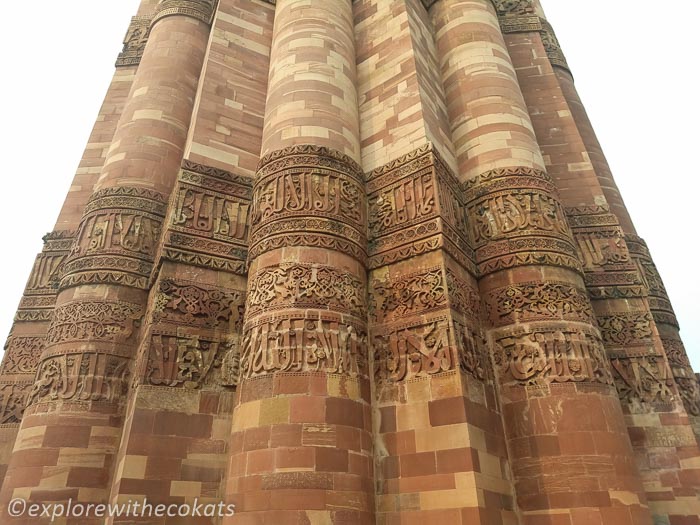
[247,264,365,318]
[116,16,151,67]
[493,328,613,387]
[371,268,446,323]
[446,270,482,320]
[240,316,367,379]
[676,377,700,416]
[46,301,143,345]
[597,313,653,347]
[1,337,44,375]
[153,279,243,330]
[488,282,594,326]
[493,0,534,15]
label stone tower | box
[1,0,699,524]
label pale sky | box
[0,1,698,371]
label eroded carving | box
[493,327,613,387]
[28,353,130,405]
[116,16,151,67]
[373,319,453,384]
[610,356,675,408]
[0,382,31,424]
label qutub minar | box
[0,0,699,523]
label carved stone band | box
[463,168,580,275]
[492,324,614,389]
[250,145,367,261]
[152,0,217,27]
[60,187,168,290]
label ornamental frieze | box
[116,16,151,67]
[597,312,654,347]
[373,318,453,384]
[493,327,613,388]
[28,353,130,406]
[240,315,367,379]
[152,0,217,26]
[369,171,437,238]
[171,188,250,243]
[1,336,44,375]
[467,190,570,246]
[251,169,365,232]
[153,279,243,330]
[247,264,365,318]
[46,301,143,346]
[487,281,594,326]
[370,267,446,323]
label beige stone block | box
[396,403,430,431]
[38,466,70,489]
[232,400,261,431]
[171,480,202,497]
[259,398,290,426]
[122,455,148,479]
[14,425,46,451]
[57,448,105,468]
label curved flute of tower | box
[429,0,652,523]
[223,0,375,522]
[497,1,700,521]
[0,1,214,521]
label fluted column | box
[223,0,374,522]
[499,4,700,521]
[430,1,652,523]
[0,2,213,522]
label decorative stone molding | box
[367,143,474,273]
[116,16,151,67]
[61,187,168,290]
[152,0,218,27]
[250,145,367,263]
[493,325,614,388]
[464,167,581,276]
[540,20,570,73]
[240,314,368,379]
[162,161,251,275]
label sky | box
[0,1,698,371]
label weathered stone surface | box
[0,0,697,524]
